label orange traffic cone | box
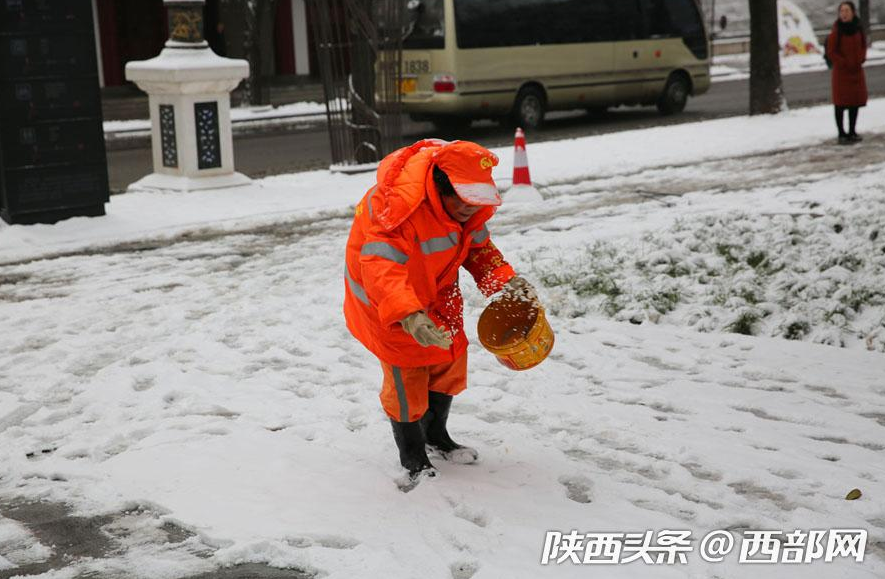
[512,127,532,186]
[505,127,542,204]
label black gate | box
[309,0,405,169]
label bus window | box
[455,0,540,49]
[638,0,707,58]
[664,0,707,59]
[563,0,616,44]
[454,0,618,49]
[404,0,445,49]
[611,1,642,41]
[638,0,674,38]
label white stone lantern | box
[125,0,250,192]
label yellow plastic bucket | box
[477,294,554,371]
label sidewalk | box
[3,98,885,266]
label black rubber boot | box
[421,392,478,464]
[390,418,436,478]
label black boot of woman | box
[847,106,862,142]
[835,106,849,144]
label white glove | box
[401,311,453,349]
[504,275,539,304]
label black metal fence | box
[309,0,405,169]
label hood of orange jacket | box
[369,139,496,231]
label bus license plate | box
[399,77,417,94]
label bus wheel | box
[656,74,690,115]
[512,87,545,129]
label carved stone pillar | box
[125,0,250,192]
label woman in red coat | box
[827,2,868,144]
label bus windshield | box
[403,0,445,49]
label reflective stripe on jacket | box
[343,140,515,367]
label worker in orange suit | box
[343,139,537,480]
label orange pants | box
[380,354,467,422]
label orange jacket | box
[344,140,516,367]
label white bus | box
[400,0,711,129]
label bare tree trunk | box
[748,0,784,114]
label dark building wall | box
[96,0,166,87]
[95,0,314,88]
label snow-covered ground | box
[2,101,885,578]
[10,100,885,266]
